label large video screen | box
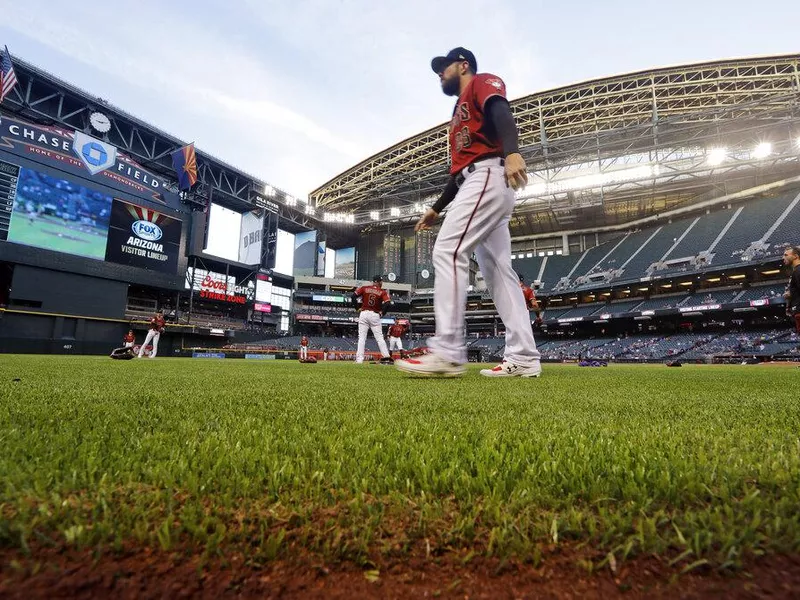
[335,247,356,279]
[0,159,182,274]
[7,166,112,260]
[105,199,182,273]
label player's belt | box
[455,157,505,187]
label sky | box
[2,0,799,202]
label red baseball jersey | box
[449,73,507,174]
[388,324,405,338]
[300,336,309,347]
[123,332,135,343]
[520,283,538,309]
[150,315,166,331]
[355,285,390,313]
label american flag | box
[1,46,18,104]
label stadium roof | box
[310,54,800,238]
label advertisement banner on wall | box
[0,115,178,206]
[238,209,263,265]
[104,199,182,273]
[186,267,254,304]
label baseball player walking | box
[519,274,543,326]
[396,47,541,378]
[138,310,165,359]
[353,275,393,364]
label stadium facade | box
[1,50,799,359]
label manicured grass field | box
[1,356,798,573]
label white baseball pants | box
[389,336,403,351]
[139,329,160,358]
[427,159,540,365]
[300,346,308,359]
[356,310,390,363]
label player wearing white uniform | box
[353,276,393,364]
[138,311,165,359]
[396,47,541,378]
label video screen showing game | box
[6,166,112,260]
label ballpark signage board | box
[238,209,263,265]
[192,352,226,359]
[105,199,182,273]
[0,116,177,206]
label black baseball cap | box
[431,47,477,75]
[373,275,383,282]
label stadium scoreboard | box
[0,159,19,242]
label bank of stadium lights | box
[390,207,401,217]
[323,212,355,224]
[521,164,659,197]
[305,205,315,216]
[370,211,380,221]
[284,195,297,207]
[264,185,276,197]
[753,142,772,159]
[707,147,727,166]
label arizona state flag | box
[171,143,198,191]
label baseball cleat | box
[480,360,542,378]
[395,353,466,377]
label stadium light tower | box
[370,211,380,221]
[707,147,727,166]
[753,142,772,159]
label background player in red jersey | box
[519,274,543,326]
[352,275,393,364]
[387,321,406,357]
[783,246,800,333]
[396,47,541,378]
[110,330,137,359]
[123,329,136,349]
[299,335,309,360]
[138,310,165,359]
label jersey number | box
[455,126,472,152]
[367,296,378,308]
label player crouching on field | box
[395,47,542,378]
[110,330,137,360]
[353,275,394,364]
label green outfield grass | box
[6,214,108,259]
[1,356,798,571]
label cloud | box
[2,1,366,194]
[2,0,551,196]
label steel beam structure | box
[0,52,350,240]
[310,54,800,237]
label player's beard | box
[441,74,460,96]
